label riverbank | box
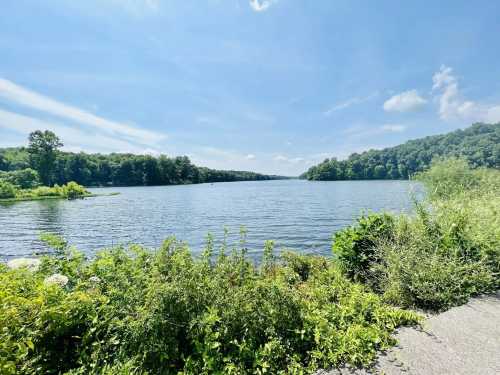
[321,291,500,374]
[0,191,119,203]
[0,159,498,374]
[0,180,120,203]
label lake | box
[0,179,420,260]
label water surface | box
[0,180,420,259]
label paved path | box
[320,291,500,375]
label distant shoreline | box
[0,192,119,203]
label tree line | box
[0,131,285,187]
[301,123,499,181]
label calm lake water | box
[0,180,420,260]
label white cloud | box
[324,98,360,116]
[383,90,427,112]
[273,155,305,163]
[249,0,276,12]
[246,154,256,160]
[485,106,500,123]
[342,123,407,138]
[324,92,378,116]
[0,109,160,154]
[380,124,406,132]
[432,65,500,123]
[0,78,166,146]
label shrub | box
[332,213,395,283]
[31,185,62,197]
[0,236,419,374]
[376,211,495,310]
[415,157,500,200]
[8,182,89,200]
[335,159,500,311]
[0,168,40,189]
[61,181,89,199]
[0,180,17,199]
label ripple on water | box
[0,180,421,260]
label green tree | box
[302,123,500,181]
[27,130,63,186]
[0,168,40,189]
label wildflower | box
[89,276,101,284]
[7,258,41,272]
[44,273,69,287]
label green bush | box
[0,180,17,199]
[334,159,500,311]
[415,157,500,200]
[3,182,89,201]
[0,168,40,189]
[376,210,495,310]
[0,235,419,374]
[332,213,395,283]
[31,185,62,197]
[61,181,88,199]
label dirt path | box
[320,291,500,375]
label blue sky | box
[1,0,500,175]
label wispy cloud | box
[343,124,407,138]
[380,124,406,132]
[383,90,427,112]
[0,109,159,154]
[0,78,166,146]
[273,155,305,163]
[432,65,500,123]
[324,92,378,116]
[249,0,277,12]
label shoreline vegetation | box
[1,159,498,374]
[0,130,288,189]
[0,181,92,202]
[301,123,499,181]
[0,191,120,203]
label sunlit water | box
[0,180,421,260]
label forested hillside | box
[301,123,499,180]
[0,148,283,187]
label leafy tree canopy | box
[301,123,499,180]
[1,131,286,187]
[27,130,63,186]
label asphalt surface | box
[319,291,500,375]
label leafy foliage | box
[0,168,40,189]
[0,235,419,374]
[1,132,287,187]
[27,130,63,186]
[0,181,90,201]
[0,180,17,199]
[332,213,394,283]
[302,123,499,180]
[332,159,500,310]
